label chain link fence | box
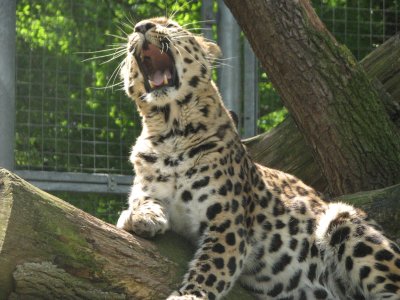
[315,0,399,59]
[15,0,140,175]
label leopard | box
[116,16,400,300]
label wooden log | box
[244,115,326,190]
[0,168,252,299]
[1,169,399,299]
[336,183,400,241]
[362,33,400,121]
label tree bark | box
[336,183,400,241]
[0,169,252,299]
[225,0,400,196]
[361,34,400,123]
[244,33,400,194]
[244,115,326,191]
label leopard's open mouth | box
[135,41,179,93]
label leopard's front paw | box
[167,292,203,300]
[116,209,168,238]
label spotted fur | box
[117,17,400,299]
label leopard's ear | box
[195,36,221,63]
[204,40,222,62]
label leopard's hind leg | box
[316,202,400,299]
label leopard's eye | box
[166,23,175,28]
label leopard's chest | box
[131,149,209,239]
[168,169,217,242]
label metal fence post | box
[243,38,259,138]
[217,0,241,128]
[201,0,215,41]
[0,0,16,170]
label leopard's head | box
[121,17,221,106]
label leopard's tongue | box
[142,43,174,89]
[149,69,172,88]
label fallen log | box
[0,168,252,299]
[336,183,400,241]
[1,168,399,298]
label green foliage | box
[318,0,346,6]
[258,107,288,133]
[53,192,126,224]
[257,72,283,133]
[17,2,76,53]
[15,0,202,174]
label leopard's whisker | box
[109,59,126,91]
[106,33,128,41]
[168,0,196,20]
[98,50,127,65]
[104,59,126,91]
[81,49,126,63]
[116,24,129,37]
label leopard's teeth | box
[148,80,155,89]
[163,73,168,85]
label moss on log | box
[0,168,252,299]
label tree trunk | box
[1,168,399,299]
[0,169,252,299]
[244,33,400,194]
[225,0,400,196]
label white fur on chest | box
[131,142,210,242]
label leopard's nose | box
[134,21,156,34]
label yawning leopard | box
[116,17,400,300]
